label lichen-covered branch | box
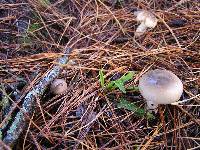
[3,48,72,146]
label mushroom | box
[138,69,183,112]
[134,10,158,37]
[50,79,67,95]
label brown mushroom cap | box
[50,79,67,95]
[139,69,183,104]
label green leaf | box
[146,112,155,120]
[126,86,139,91]
[106,71,135,93]
[0,131,2,140]
[117,99,155,120]
[28,23,41,32]
[117,99,137,111]
[114,80,126,93]
[106,81,116,90]
[119,71,135,83]
[99,69,105,87]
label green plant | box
[28,23,41,32]
[107,71,134,93]
[99,70,136,93]
[99,69,105,88]
[17,22,41,45]
[117,99,155,120]
[99,70,154,119]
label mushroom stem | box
[135,22,147,37]
[146,100,158,112]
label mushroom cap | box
[139,69,183,104]
[144,15,157,28]
[134,10,147,22]
[134,10,158,28]
[50,79,67,95]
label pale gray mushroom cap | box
[134,10,158,28]
[139,69,183,105]
[50,79,67,95]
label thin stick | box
[3,48,73,146]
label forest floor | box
[0,0,200,149]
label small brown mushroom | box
[138,69,183,111]
[50,79,67,95]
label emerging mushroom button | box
[134,10,158,37]
[138,69,183,111]
[50,79,68,95]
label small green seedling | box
[99,70,151,119]
[117,98,155,120]
[28,23,42,32]
[107,71,134,93]
[99,69,105,87]
[99,70,137,93]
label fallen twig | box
[2,48,73,146]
